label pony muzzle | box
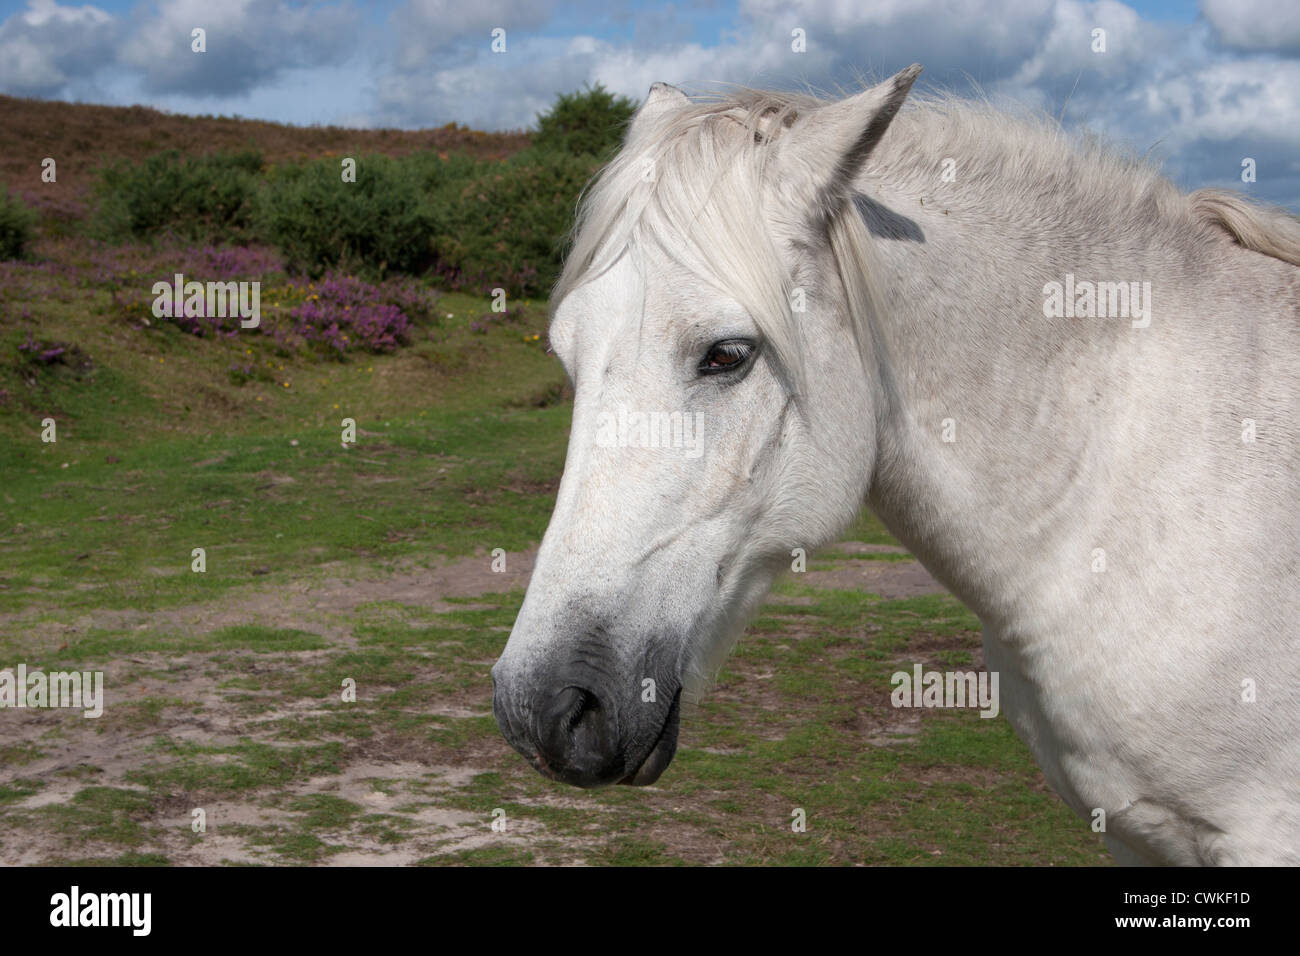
[491,661,683,788]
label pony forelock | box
[551,90,838,398]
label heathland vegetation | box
[1,83,637,298]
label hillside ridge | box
[0,93,531,187]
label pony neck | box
[855,177,1127,632]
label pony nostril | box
[564,686,595,733]
[534,683,617,777]
[560,686,599,733]
[526,678,623,787]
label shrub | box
[533,84,638,159]
[93,150,263,243]
[256,155,434,278]
[427,148,601,297]
[10,185,87,237]
[0,188,38,260]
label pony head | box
[491,66,921,787]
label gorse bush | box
[256,147,600,297]
[0,187,38,260]
[93,150,263,242]
[533,83,638,159]
[428,149,602,298]
[256,155,434,278]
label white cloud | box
[740,0,1055,83]
[373,34,594,130]
[1203,0,1300,54]
[1000,0,1151,88]
[1138,58,1300,145]
[0,0,116,97]
[118,0,362,97]
[389,0,554,70]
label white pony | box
[491,65,1300,865]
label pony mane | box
[552,83,1300,399]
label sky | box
[1,0,1299,209]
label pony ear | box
[777,64,922,217]
[628,82,689,140]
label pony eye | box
[700,339,755,374]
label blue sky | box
[2,0,1299,209]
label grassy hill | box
[0,92,530,187]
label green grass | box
[23,787,153,848]
[0,778,44,804]
[0,276,565,615]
